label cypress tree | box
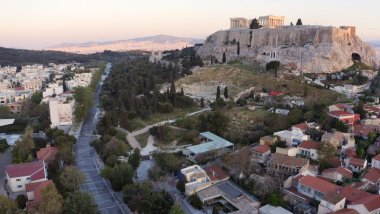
[296,18,303,26]
[223,86,229,98]
[200,97,205,108]
[222,52,226,64]
[237,42,240,56]
[216,85,221,99]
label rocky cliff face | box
[196,26,378,73]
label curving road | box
[75,63,130,214]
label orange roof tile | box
[253,145,270,154]
[299,175,340,194]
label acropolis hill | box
[196,17,379,73]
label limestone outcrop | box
[196,26,379,73]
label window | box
[17,185,22,188]
[26,177,31,180]
[16,178,21,182]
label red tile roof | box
[353,195,380,212]
[364,104,380,113]
[373,154,380,161]
[344,147,357,158]
[334,104,349,111]
[349,157,366,167]
[203,164,229,182]
[269,91,284,96]
[331,157,342,168]
[37,146,59,162]
[292,122,310,131]
[26,180,53,211]
[253,145,270,154]
[331,209,359,214]
[363,168,380,183]
[5,161,46,180]
[299,175,340,194]
[322,167,353,179]
[298,141,320,150]
[338,186,371,204]
[268,153,309,168]
[329,110,355,117]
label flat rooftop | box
[185,132,233,155]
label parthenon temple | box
[258,15,285,28]
[230,15,285,29]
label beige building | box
[180,165,211,196]
[49,95,75,128]
[258,15,285,28]
[230,18,250,29]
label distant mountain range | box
[47,35,204,54]
[368,41,380,54]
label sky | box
[1,0,380,49]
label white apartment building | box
[49,95,75,128]
[66,72,93,90]
[43,83,64,98]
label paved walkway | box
[75,63,131,214]
[118,107,211,153]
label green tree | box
[15,195,26,209]
[317,142,336,167]
[199,110,229,136]
[249,18,262,29]
[128,148,141,170]
[237,42,240,56]
[223,86,229,99]
[222,52,226,64]
[169,204,184,214]
[73,86,94,122]
[0,139,9,153]
[267,193,285,206]
[59,166,85,193]
[0,196,19,214]
[63,192,97,214]
[31,91,43,105]
[38,183,63,214]
[109,162,134,191]
[200,97,205,108]
[188,194,203,210]
[290,22,294,26]
[296,18,303,25]
[170,81,176,94]
[216,85,221,99]
[288,108,303,125]
[13,127,35,163]
[266,61,280,77]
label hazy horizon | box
[1,0,380,50]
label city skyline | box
[1,0,380,49]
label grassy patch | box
[128,119,145,131]
[135,132,149,148]
[142,107,199,125]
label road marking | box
[98,206,118,210]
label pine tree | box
[290,22,294,26]
[222,52,226,64]
[170,82,176,94]
[237,42,240,56]
[216,85,221,99]
[296,18,303,26]
[180,87,184,95]
[223,86,229,98]
[200,97,205,108]
[249,18,261,29]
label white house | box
[321,167,353,182]
[180,165,211,196]
[274,129,309,147]
[5,161,48,192]
[251,145,271,163]
[372,154,380,169]
[296,175,340,201]
[297,141,319,160]
[347,195,380,214]
[345,157,367,173]
[318,191,346,214]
